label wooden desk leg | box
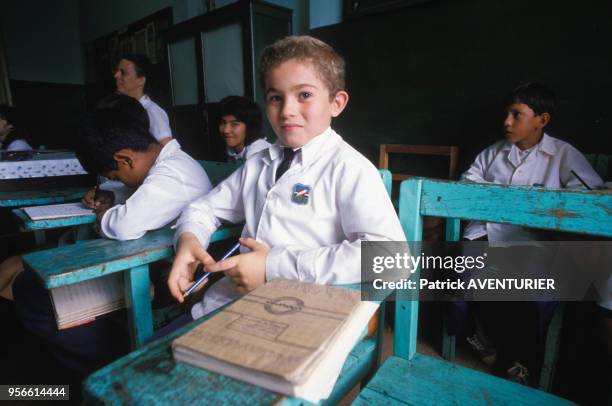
[75,224,91,241]
[124,265,153,349]
[33,230,46,246]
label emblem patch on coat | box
[291,183,311,205]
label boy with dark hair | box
[457,82,603,384]
[463,82,603,241]
[77,94,212,240]
[167,35,404,321]
[5,96,212,376]
[0,104,32,151]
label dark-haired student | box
[0,105,32,151]
[218,95,271,162]
[4,96,212,376]
[455,82,603,385]
[114,53,173,145]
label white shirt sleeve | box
[265,160,405,285]
[173,167,245,248]
[6,139,33,151]
[461,143,499,183]
[147,107,172,141]
[559,145,604,189]
[101,167,209,241]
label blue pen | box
[183,242,241,298]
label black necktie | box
[275,147,297,182]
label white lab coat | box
[175,128,405,319]
[139,95,172,142]
[226,137,272,161]
[462,133,603,241]
[101,140,212,240]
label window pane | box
[169,37,198,106]
[202,23,244,102]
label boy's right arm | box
[168,232,215,302]
[169,168,246,301]
[461,145,496,183]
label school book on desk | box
[50,273,125,330]
[172,279,378,403]
[23,202,94,221]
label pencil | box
[571,170,592,190]
[93,175,100,202]
[183,242,241,298]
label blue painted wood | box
[395,179,421,360]
[12,207,95,232]
[442,217,460,361]
[22,225,243,289]
[353,355,574,405]
[539,303,565,392]
[378,169,392,197]
[22,224,243,350]
[84,288,379,405]
[33,230,46,246]
[355,178,606,405]
[0,187,88,208]
[409,178,612,237]
[124,265,154,348]
[197,160,242,186]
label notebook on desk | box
[172,279,378,403]
[24,202,94,221]
[50,273,125,330]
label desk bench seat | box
[354,355,573,406]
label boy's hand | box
[168,233,215,303]
[82,188,115,210]
[206,237,270,294]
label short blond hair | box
[259,35,346,98]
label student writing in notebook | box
[76,94,213,240]
[453,82,603,385]
[218,95,271,163]
[5,96,213,377]
[166,35,404,325]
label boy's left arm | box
[560,146,604,189]
[100,170,210,241]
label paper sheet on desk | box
[24,202,93,220]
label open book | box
[172,279,378,403]
[50,273,125,330]
[24,202,94,221]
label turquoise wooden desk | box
[0,187,88,208]
[22,225,243,348]
[83,284,381,406]
[82,169,395,405]
[12,207,95,246]
[354,178,611,405]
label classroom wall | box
[1,0,342,85]
[77,0,199,44]
[0,0,84,84]
[312,0,612,175]
[309,0,342,29]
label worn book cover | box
[172,279,378,402]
